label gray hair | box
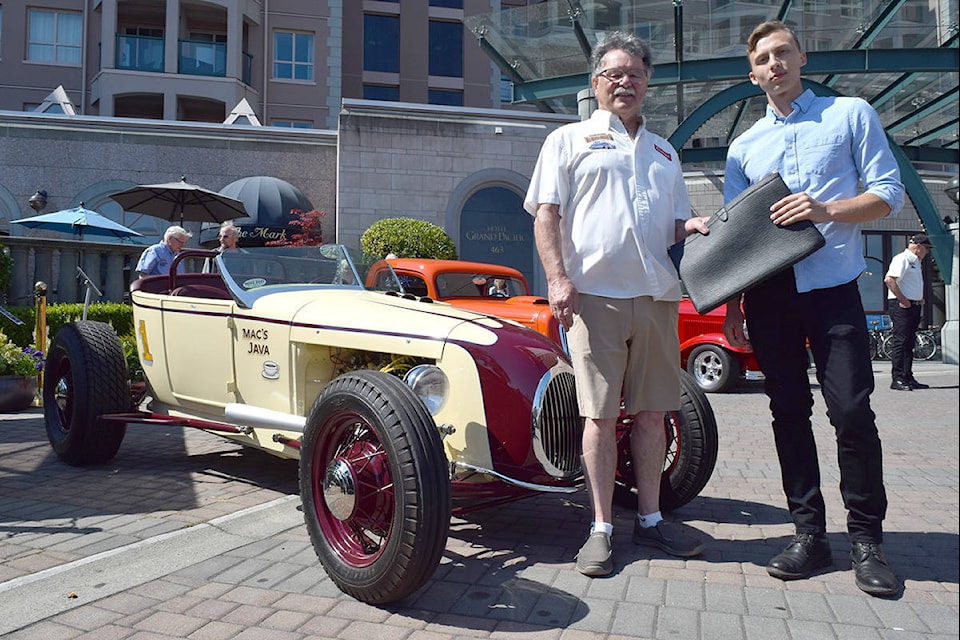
[163,225,192,241]
[219,220,240,238]
[591,31,653,77]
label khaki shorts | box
[567,294,680,419]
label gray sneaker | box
[633,520,704,557]
[575,531,613,576]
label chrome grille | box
[531,364,583,478]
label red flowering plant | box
[265,209,326,247]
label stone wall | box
[2,106,955,307]
[0,111,339,253]
[335,100,574,246]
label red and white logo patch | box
[654,144,672,161]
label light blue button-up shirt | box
[725,89,904,293]
[136,241,181,276]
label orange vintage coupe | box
[379,258,761,393]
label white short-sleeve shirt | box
[524,110,689,300]
[886,249,924,300]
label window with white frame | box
[274,30,314,81]
[28,9,82,65]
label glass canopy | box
[465,0,959,161]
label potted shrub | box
[0,329,43,412]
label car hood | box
[246,289,510,354]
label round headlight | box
[404,365,448,415]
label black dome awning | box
[201,176,314,247]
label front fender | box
[680,332,753,356]
[448,319,578,486]
[680,334,761,374]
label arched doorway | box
[458,186,534,285]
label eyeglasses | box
[597,67,648,83]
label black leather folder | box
[670,172,825,314]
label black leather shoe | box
[851,542,899,597]
[907,378,930,390]
[890,380,913,391]
[767,533,832,580]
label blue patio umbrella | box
[11,203,142,240]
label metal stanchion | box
[34,281,47,406]
[77,266,103,321]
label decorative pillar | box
[577,88,596,122]
[7,245,31,306]
[941,221,959,364]
[79,251,103,304]
[227,4,242,79]
[165,0,180,120]
[101,0,118,70]
[104,252,126,302]
[58,248,79,303]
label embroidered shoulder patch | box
[584,133,613,143]
[654,144,672,161]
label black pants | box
[888,303,921,383]
[744,270,886,543]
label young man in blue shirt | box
[722,20,904,597]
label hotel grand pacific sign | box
[458,187,534,283]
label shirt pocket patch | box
[798,134,847,176]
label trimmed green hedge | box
[0,302,134,348]
[361,217,458,260]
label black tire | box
[614,370,719,512]
[686,344,736,393]
[43,322,130,466]
[299,370,450,604]
[913,331,937,361]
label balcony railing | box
[2,237,145,306]
[179,39,227,77]
[113,36,253,84]
[115,34,164,72]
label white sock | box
[590,521,613,536]
[637,511,663,528]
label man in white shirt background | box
[884,233,933,391]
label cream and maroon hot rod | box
[42,245,715,604]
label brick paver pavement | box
[1,360,956,639]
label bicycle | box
[878,326,939,361]
[867,315,891,360]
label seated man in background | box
[488,278,510,298]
